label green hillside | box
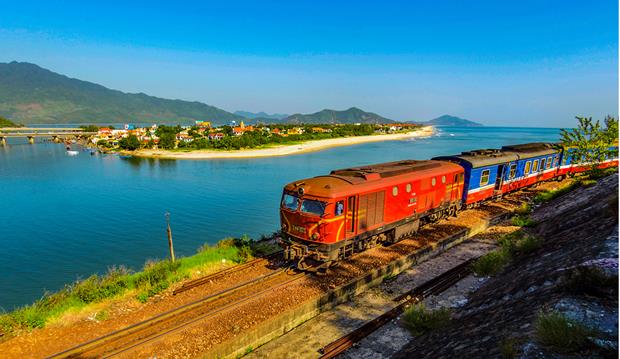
[284,107,393,124]
[0,115,21,127]
[0,62,244,125]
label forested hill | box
[0,62,244,125]
[414,115,483,127]
[282,107,393,124]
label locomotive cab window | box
[533,160,539,172]
[392,186,398,196]
[509,164,517,179]
[282,194,299,211]
[480,169,490,186]
[300,199,326,216]
[525,161,531,174]
[335,201,344,216]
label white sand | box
[132,126,434,160]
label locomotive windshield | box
[282,194,299,211]
[300,199,326,216]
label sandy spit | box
[130,126,434,160]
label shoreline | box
[129,126,434,159]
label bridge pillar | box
[52,135,61,143]
[0,136,6,146]
[27,136,35,144]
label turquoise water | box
[0,126,560,309]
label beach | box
[131,126,434,159]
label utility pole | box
[165,212,176,262]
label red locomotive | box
[279,160,464,269]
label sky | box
[0,0,617,127]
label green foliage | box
[560,116,619,165]
[96,139,109,147]
[473,231,542,276]
[511,214,535,227]
[0,115,22,127]
[472,250,509,276]
[499,337,519,359]
[159,132,176,150]
[79,125,100,132]
[118,134,141,151]
[401,304,451,336]
[535,311,595,353]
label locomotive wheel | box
[297,256,321,272]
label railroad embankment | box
[394,173,619,358]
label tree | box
[560,116,618,164]
[159,132,176,150]
[118,135,141,151]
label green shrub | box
[401,304,451,336]
[511,214,536,227]
[564,266,618,298]
[472,251,509,276]
[499,337,519,359]
[535,311,594,353]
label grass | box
[564,265,618,299]
[401,304,451,336]
[472,231,542,276]
[0,234,279,336]
[499,337,519,359]
[535,311,595,353]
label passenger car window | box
[509,164,517,179]
[441,175,446,184]
[525,161,531,174]
[480,169,490,186]
[392,186,398,196]
[431,177,436,186]
[540,159,545,171]
[546,156,552,169]
[533,160,539,171]
[406,183,412,193]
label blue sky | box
[0,0,617,126]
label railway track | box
[173,250,284,295]
[48,262,306,358]
[318,258,475,359]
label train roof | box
[434,142,560,168]
[433,149,519,168]
[283,160,462,198]
[501,142,558,157]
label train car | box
[498,143,561,192]
[279,160,464,269]
[558,145,619,177]
[432,149,519,205]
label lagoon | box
[0,126,560,309]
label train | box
[278,142,618,270]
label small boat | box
[67,150,79,156]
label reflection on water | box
[0,126,560,309]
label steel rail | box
[48,266,294,359]
[101,272,308,358]
[318,258,475,359]
[173,250,283,295]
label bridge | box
[0,128,97,145]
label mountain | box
[234,111,288,120]
[414,115,483,127]
[0,115,21,127]
[284,107,393,125]
[0,62,244,125]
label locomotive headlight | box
[281,223,288,231]
[312,232,320,240]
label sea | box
[0,126,561,310]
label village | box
[90,121,421,151]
